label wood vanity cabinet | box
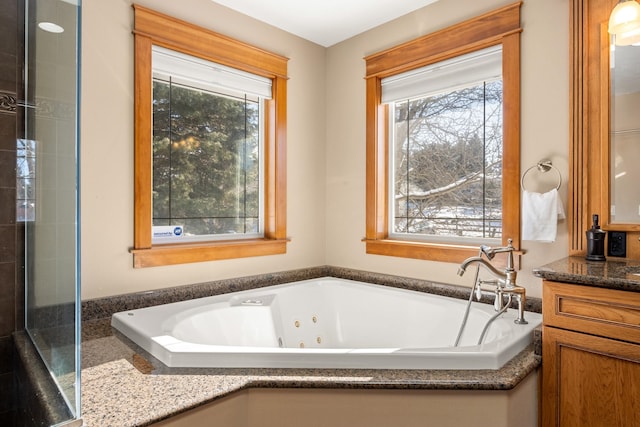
[541,280,640,426]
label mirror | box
[610,42,640,224]
[569,0,640,259]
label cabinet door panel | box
[543,281,640,345]
[542,326,640,427]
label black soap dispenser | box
[585,214,606,261]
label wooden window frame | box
[130,5,288,268]
[363,2,523,263]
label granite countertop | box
[534,256,640,292]
[80,322,540,427]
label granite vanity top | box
[534,256,640,292]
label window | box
[364,2,522,262]
[132,5,288,267]
[151,47,268,243]
[17,139,36,222]
[386,46,503,243]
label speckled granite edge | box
[104,328,540,387]
[330,266,543,312]
[81,266,330,322]
[533,327,542,356]
[82,265,542,329]
[240,346,540,391]
[534,256,640,292]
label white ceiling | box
[211,0,439,47]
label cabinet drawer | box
[543,281,640,345]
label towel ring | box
[521,160,561,191]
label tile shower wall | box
[0,0,23,423]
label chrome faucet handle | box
[480,239,515,257]
[506,239,514,271]
[480,245,496,260]
[500,239,517,288]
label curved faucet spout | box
[456,239,526,325]
[457,257,506,281]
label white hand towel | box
[522,188,565,242]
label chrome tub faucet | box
[457,239,528,325]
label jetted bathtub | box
[111,277,541,370]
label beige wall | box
[81,0,570,300]
[154,371,538,427]
[81,0,327,299]
[324,0,570,299]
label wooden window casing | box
[363,2,523,263]
[131,5,288,268]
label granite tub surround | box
[81,334,539,426]
[80,267,542,426]
[534,256,640,292]
[82,266,329,323]
[83,265,543,329]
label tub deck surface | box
[81,319,540,427]
[81,269,543,426]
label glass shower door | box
[22,0,81,420]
